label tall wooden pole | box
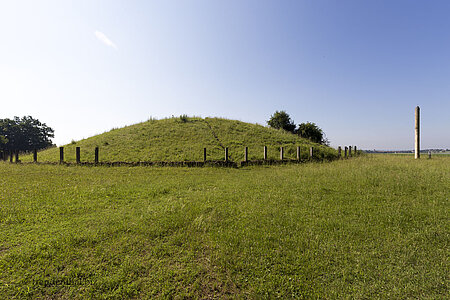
[415,106,420,159]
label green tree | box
[0,135,7,146]
[0,116,54,152]
[267,110,296,133]
[296,122,328,145]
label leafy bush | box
[267,111,296,133]
[296,122,327,145]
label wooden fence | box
[0,145,360,167]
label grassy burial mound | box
[24,117,337,163]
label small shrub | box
[71,140,76,145]
[179,115,189,123]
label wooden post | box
[95,147,99,164]
[76,147,81,164]
[415,106,420,159]
[338,146,341,158]
[428,151,431,159]
[354,146,357,156]
[60,147,64,164]
[310,147,314,159]
[297,146,300,161]
[244,147,248,162]
[344,146,348,159]
[15,150,19,163]
[203,148,207,161]
[225,147,228,161]
[263,146,267,160]
[33,149,38,162]
[349,146,352,157]
[280,147,284,160]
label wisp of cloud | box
[94,31,118,50]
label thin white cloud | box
[94,31,118,50]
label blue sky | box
[1,0,449,149]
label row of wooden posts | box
[1,145,359,164]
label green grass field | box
[0,155,448,298]
[20,117,337,163]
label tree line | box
[0,116,55,152]
[267,110,328,145]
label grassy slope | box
[0,155,448,298]
[21,117,337,163]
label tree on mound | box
[296,122,328,145]
[267,110,296,133]
[0,116,55,152]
